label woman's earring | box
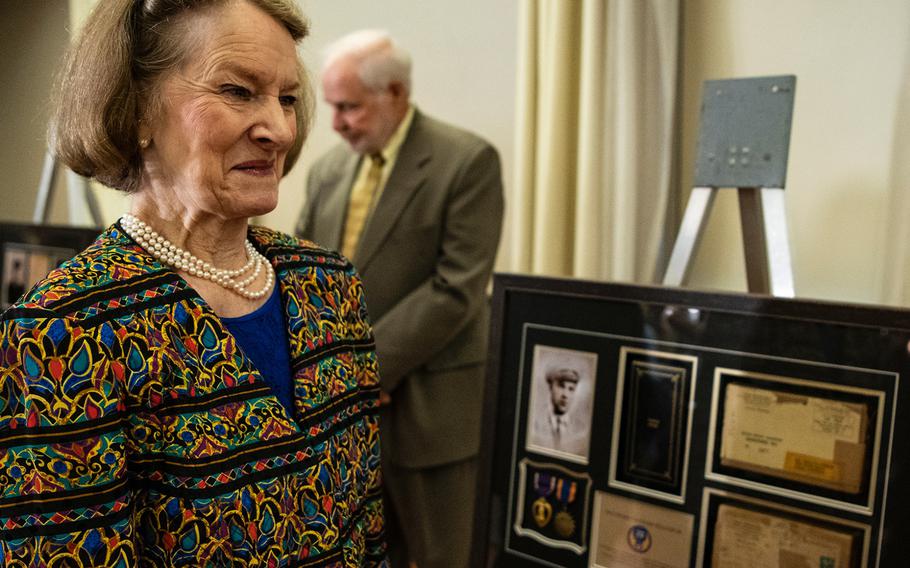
[139,137,151,149]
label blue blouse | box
[221,285,294,414]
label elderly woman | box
[0,0,385,565]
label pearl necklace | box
[120,213,274,300]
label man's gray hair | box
[323,29,412,93]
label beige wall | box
[681,0,910,304]
[0,1,71,224]
[262,0,518,237]
[11,1,910,307]
[73,0,517,242]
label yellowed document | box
[720,383,867,493]
[711,504,854,567]
[591,492,693,568]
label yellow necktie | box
[341,154,385,258]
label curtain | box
[507,0,681,282]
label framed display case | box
[0,223,101,308]
[474,274,910,567]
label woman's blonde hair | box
[51,0,314,192]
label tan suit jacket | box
[296,110,504,468]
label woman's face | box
[143,0,300,221]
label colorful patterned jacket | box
[0,223,386,566]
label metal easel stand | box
[662,75,797,297]
[662,185,794,297]
[33,151,103,228]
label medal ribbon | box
[555,478,577,506]
[533,472,556,497]
[531,471,556,528]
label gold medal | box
[554,510,576,537]
[532,497,553,527]
[531,471,556,528]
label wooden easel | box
[662,76,797,297]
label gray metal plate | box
[694,75,796,188]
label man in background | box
[295,30,504,568]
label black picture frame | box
[474,274,910,568]
[697,489,869,567]
[609,346,697,503]
[0,223,101,308]
[706,368,885,513]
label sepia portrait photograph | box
[525,344,598,464]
